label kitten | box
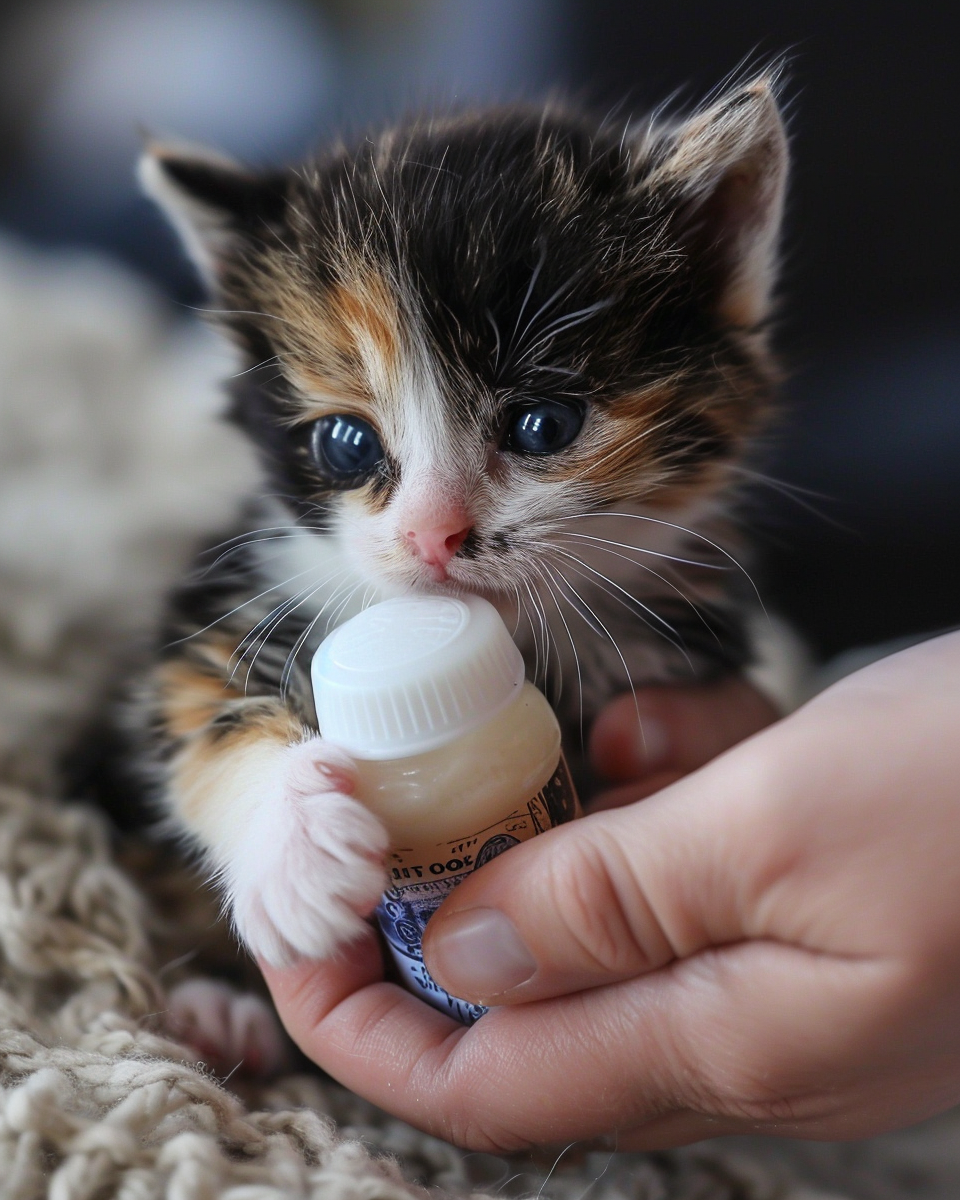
[134,78,789,973]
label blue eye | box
[506,400,584,456]
[311,414,384,481]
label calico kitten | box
[135,77,788,971]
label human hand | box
[259,675,778,1134]
[403,631,960,1148]
[264,635,960,1151]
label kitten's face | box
[144,84,786,605]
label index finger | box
[259,928,470,1107]
[590,679,780,784]
[259,932,592,1150]
[260,934,749,1152]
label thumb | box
[422,743,765,1006]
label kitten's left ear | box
[646,78,788,328]
[138,142,288,288]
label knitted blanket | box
[1,237,957,1198]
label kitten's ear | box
[646,78,788,328]
[138,142,287,287]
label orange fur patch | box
[158,657,302,744]
[157,655,305,825]
[546,384,674,492]
[547,371,765,511]
[271,266,405,417]
[174,701,303,820]
[158,659,238,739]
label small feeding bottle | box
[311,594,579,1024]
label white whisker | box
[202,531,317,574]
[510,584,523,638]
[165,565,323,649]
[556,529,724,571]
[238,584,327,693]
[549,546,687,648]
[552,533,723,650]
[537,563,584,733]
[548,565,641,722]
[328,578,366,629]
[730,464,832,501]
[535,1142,579,1200]
[531,297,616,343]
[547,569,604,639]
[234,573,343,692]
[518,584,540,684]
[513,265,586,355]
[229,568,341,666]
[200,525,310,558]
[535,567,563,703]
[188,305,295,327]
[550,548,694,675]
[567,416,670,479]
[730,464,851,529]
[515,297,615,366]
[486,309,502,368]
[278,573,364,698]
[532,363,581,379]
[229,354,282,380]
[523,576,550,691]
[560,511,765,611]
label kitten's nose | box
[405,515,472,570]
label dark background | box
[1,0,957,660]
[574,1,960,657]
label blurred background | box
[0,0,956,662]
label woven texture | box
[2,236,960,1199]
[0,779,831,1199]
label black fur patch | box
[158,101,778,526]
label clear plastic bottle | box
[311,593,579,1024]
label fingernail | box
[635,714,670,770]
[425,907,536,999]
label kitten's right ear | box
[138,143,287,288]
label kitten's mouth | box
[374,528,517,602]
[409,567,471,595]
[394,554,495,599]
[422,561,454,585]
[411,564,511,608]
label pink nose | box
[406,518,472,569]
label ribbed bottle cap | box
[311,594,525,759]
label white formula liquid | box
[312,594,580,1024]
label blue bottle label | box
[375,753,580,1025]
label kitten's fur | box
[134,79,788,968]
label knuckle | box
[542,828,656,977]
[692,1070,806,1126]
[663,1032,800,1126]
[414,1050,542,1154]
[441,1112,539,1155]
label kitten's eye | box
[506,400,584,456]
[310,414,384,481]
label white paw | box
[167,978,288,1078]
[226,738,389,967]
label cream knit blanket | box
[1,237,957,1198]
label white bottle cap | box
[311,594,526,759]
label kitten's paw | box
[228,739,389,967]
[167,978,288,1078]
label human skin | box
[262,632,960,1153]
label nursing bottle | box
[311,593,579,1024]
